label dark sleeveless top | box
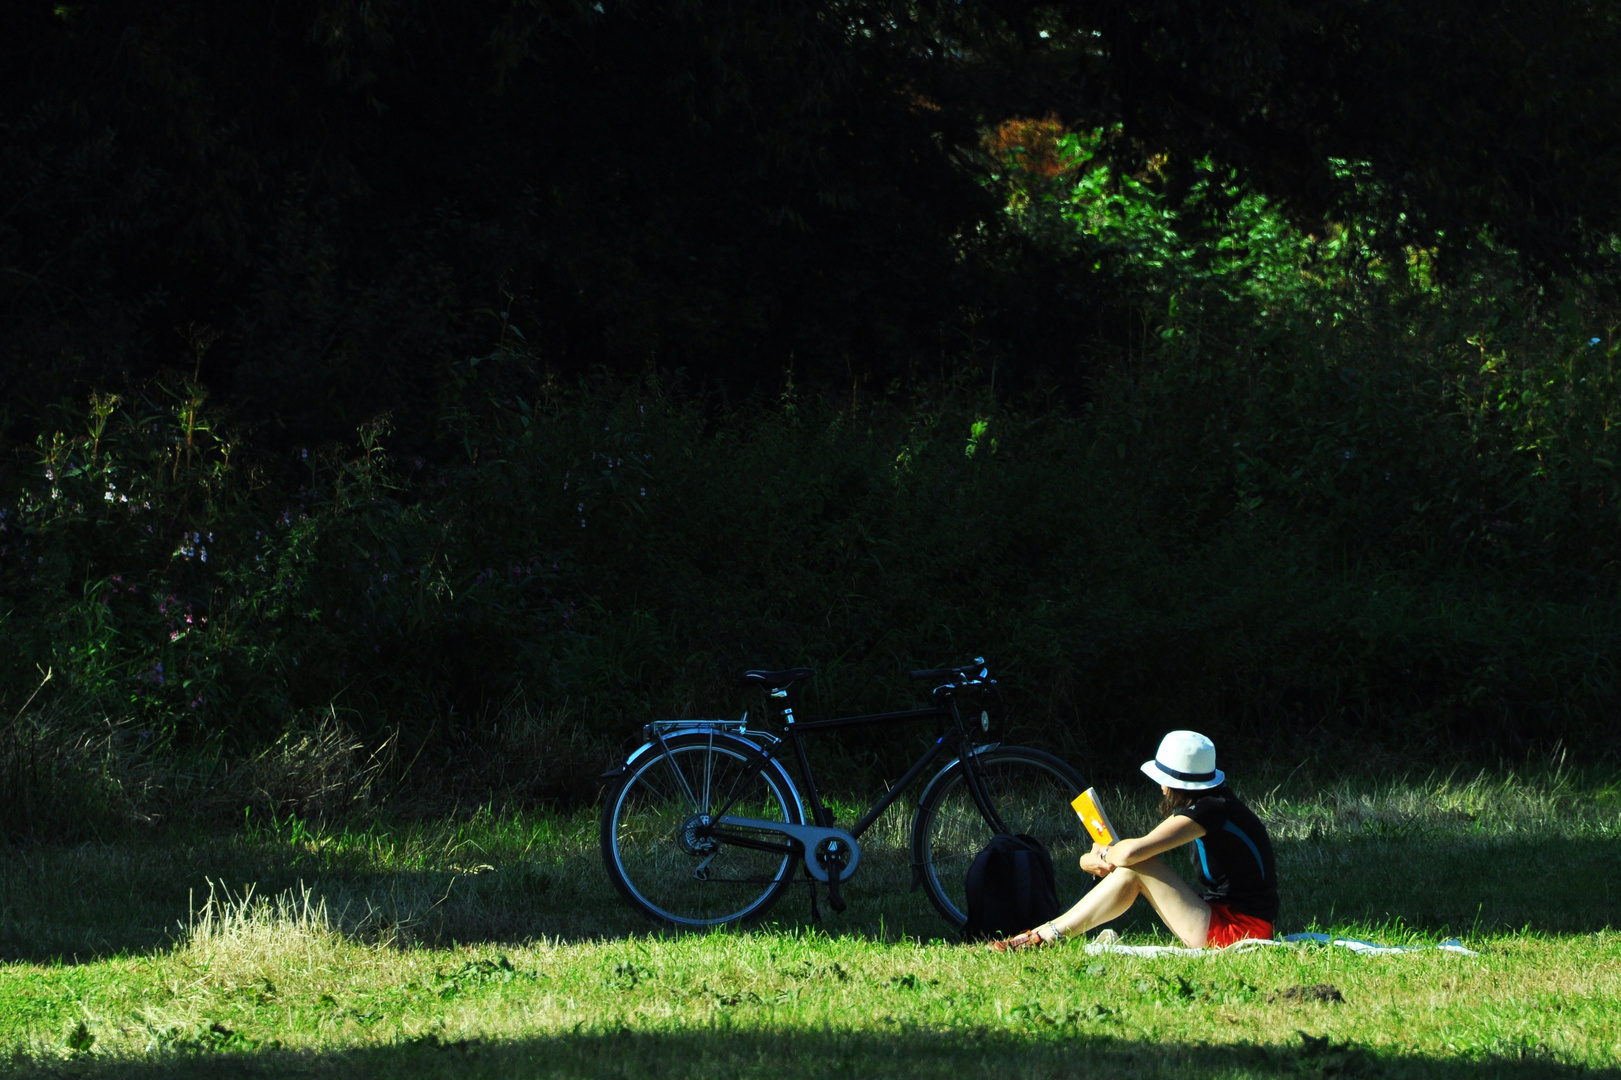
[1172,786,1278,922]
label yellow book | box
[1070,787,1119,845]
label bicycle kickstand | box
[805,867,823,922]
[825,865,848,914]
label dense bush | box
[7,305,1621,824]
[7,117,1621,835]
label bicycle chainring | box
[812,836,853,875]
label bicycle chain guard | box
[717,817,862,883]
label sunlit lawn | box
[2,770,1618,1077]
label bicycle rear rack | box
[643,715,779,744]
[643,718,745,741]
[600,716,784,779]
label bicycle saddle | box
[739,667,816,689]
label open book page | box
[1070,787,1119,845]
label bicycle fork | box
[957,747,1011,836]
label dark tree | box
[3,0,1619,445]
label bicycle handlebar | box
[737,658,993,694]
[907,657,992,687]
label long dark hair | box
[1159,787,1197,819]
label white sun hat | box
[1140,730,1225,790]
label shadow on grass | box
[11,1028,1615,1079]
[3,827,1619,963]
[0,835,965,963]
[1270,833,1621,939]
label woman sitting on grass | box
[992,730,1278,951]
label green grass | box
[2,770,1619,1077]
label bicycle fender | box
[717,817,861,882]
[618,725,781,773]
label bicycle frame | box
[702,683,1010,874]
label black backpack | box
[962,832,1061,940]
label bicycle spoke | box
[604,735,798,926]
[628,764,678,806]
[927,806,986,832]
[913,747,1087,930]
[708,742,774,823]
[658,745,702,812]
[694,876,782,884]
[926,851,974,867]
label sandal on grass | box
[986,922,1065,952]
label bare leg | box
[1050,856,1212,948]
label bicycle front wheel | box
[911,746,1088,928]
[601,731,803,927]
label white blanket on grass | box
[1082,932,1478,958]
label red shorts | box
[1205,903,1273,948]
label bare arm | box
[1080,814,1206,877]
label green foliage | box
[6,8,1621,808]
[8,311,1621,788]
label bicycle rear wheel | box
[911,746,1088,928]
[601,731,803,927]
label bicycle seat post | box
[769,686,797,726]
[755,678,839,838]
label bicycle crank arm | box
[716,817,862,883]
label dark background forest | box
[5,0,1621,834]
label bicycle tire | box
[911,746,1088,928]
[601,730,803,927]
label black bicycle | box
[599,658,1088,928]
